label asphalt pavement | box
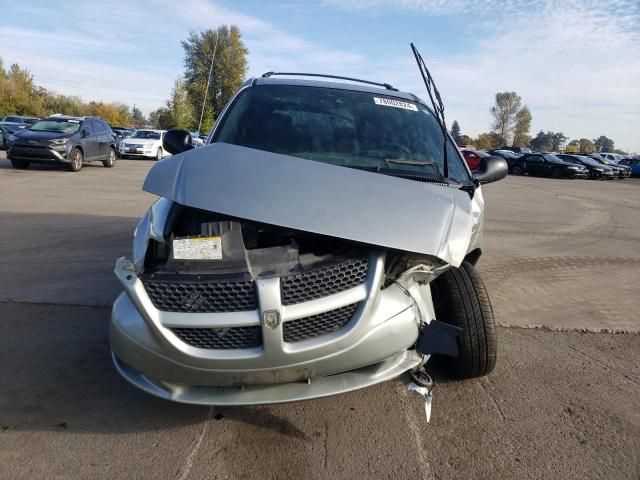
[0,152,638,479]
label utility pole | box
[197,34,219,136]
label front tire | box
[10,159,30,170]
[68,148,83,172]
[103,147,116,168]
[430,262,497,379]
[511,165,522,175]
[551,167,562,178]
[156,147,163,161]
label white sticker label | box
[173,237,222,260]
[68,120,80,123]
[373,97,418,111]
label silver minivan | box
[110,74,507,405]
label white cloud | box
[1,0,638,149]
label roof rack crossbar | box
[261,72,397,91]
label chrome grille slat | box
[142,276,256,313]
[280,258,369,305]
[283,303,359,343]
[171,326,261,349]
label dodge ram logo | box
[262,310,280,329]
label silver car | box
[110,75,507,405]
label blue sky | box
[1,0,639,150]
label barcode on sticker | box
[173,237,222,260]
[373,97,418,111]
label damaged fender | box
[142,143,476,267]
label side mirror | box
[81,129,89,137]
[475,156,508,184]
[163,129,195,155]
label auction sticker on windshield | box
[173,237,222,260]
[373,97,418,111]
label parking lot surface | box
[1,153,639,479]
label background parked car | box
[119,129,168,160]
[618,157,640,176]
[499,146,532,155]
[1,115,39,125]
[460,148,491,171]
[557,154,615,180]
[510,153,589,178]
[7,115,117,172]
[0,122,29,150]
[588,154,631,178]
[110,127,134,154]
[599,152,626,163]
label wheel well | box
[464,248,482,266]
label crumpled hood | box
[142,143,475,266]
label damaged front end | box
[110,143,482,405]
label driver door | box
[80,120,99,160]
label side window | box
[83,120,94,134]
[526,155,541,163]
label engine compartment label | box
[373,97,418,111]
[172,236,222,260]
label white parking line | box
[399,384,436,480]
[177,407,213,480]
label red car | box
[461,149,491,171]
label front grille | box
[171,326,261,349]
[141,276,257,313]
[283,303,359,343]
[280,258,369,305]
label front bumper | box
[8,144,69,163]
[565,170,589,178]
[110,254,427,404]
[120,146,155,158]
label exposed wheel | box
[10,159,30,170]
[103,147,116,168]
[551,167,562,178]
[68,148,83,172]
[511,165,522,175]
[430,261,497,379]
[156,147,163,161]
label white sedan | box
[119,130,169,160]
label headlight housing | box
[51,138,69,145]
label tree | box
[578,138,596,153]
[474,132,503,150]
[148,107,172,129]
[450,120,461,144]
[565,140,580,153]
[512,106,532,147]
[593,135,614,153]
[167,78,195,130]
[132,106,146,126]
[529,130,567,152]
[458,134,473,145]
[0,56,135,124]
[490,91,522,145]
[182,25,248,133]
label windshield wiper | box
[410,43,450,179]
[385,158,433,166]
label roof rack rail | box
[261,72,398,91]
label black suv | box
[7,115,117,172]
[510,153,589,178]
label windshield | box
[574,156,602,167]
[131,130,161,140]
[542,154,565,163]
[31,119,82,134]
[214,85,471,183]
